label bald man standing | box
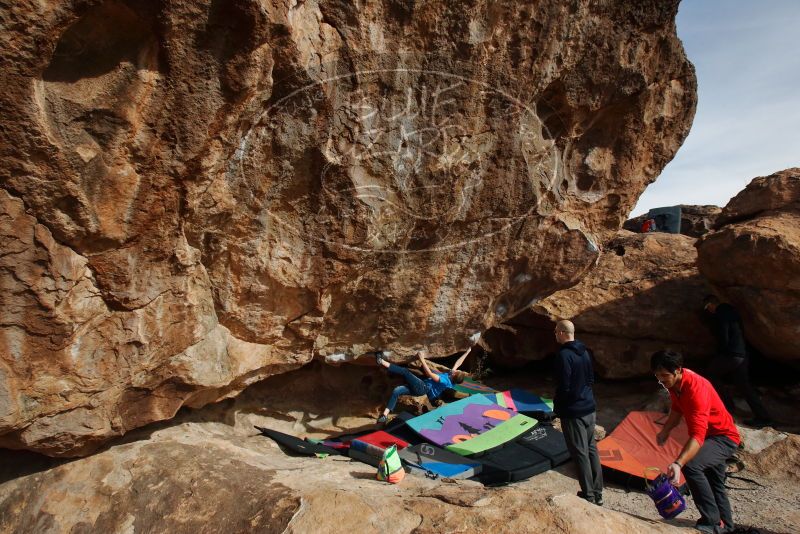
[554,320,604,505]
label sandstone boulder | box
[485,231,716,378]
[714,168,800,227]
[0,0,696,455]
[696,168,800,363]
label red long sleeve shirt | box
[669,368,741,446]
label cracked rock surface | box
[0,0,695,455]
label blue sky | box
[631,0,800,217]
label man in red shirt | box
[651,350,741,534]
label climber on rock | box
[374,348,470,425]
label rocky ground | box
[1,362,797,533]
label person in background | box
[703,294,773,428]
[641,217,656,233]
[374,348,469,425]
[651,350,741,534]
[553,319,604,506]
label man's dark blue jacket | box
[553,340,596,418]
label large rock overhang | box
[0,0,696,455]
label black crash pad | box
[516,424,571,467]
[256,426,342,456]
[471,442,552,485]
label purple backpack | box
[646,471,686,519]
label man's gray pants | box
[683,435,737,530]
[561,412,604,500]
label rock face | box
[0,0,696,455]
[485,231,716,378]
[623,204,722,237]
[0,441,302,534]
[696,168,800,363]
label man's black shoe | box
[693,520,717,533]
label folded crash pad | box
[348,448,382,467]
[350,430,409,455]
[348,430,409,466]
[405,395,536,455]
[598,411,689,486]
[452,377,498,396]
[400,443,483,479]
[471,442,552,485]
[515,424,571,467]
[446,413,537,455]
[488,389,554,417]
